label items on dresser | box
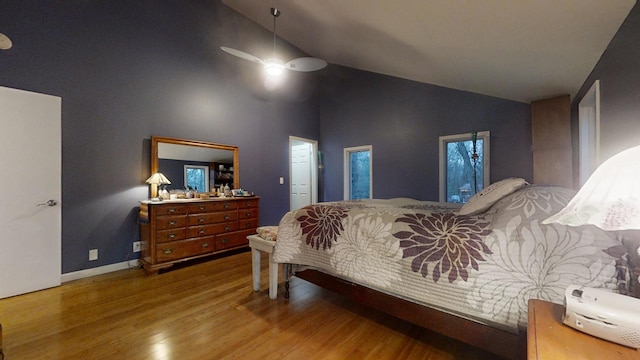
[138,197,259,275]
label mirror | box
[150,136,239,198]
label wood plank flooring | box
[0,250,503,359]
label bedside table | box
[527,299,638,359]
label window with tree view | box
[184,165,209,193]
[344,145,372,200]
[439,131,490,203]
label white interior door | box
[0,86,62,299]
[291,142,312,210]
[578,80,600,185]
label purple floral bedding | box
[273,186,626,331]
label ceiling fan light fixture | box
[264,59,285,76]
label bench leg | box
[268,253,278,299]
[251,247,261,292]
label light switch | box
[279,177,284,185]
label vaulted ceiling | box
[222,0,636,103]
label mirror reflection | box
[151,136,239,198]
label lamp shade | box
[543,145,640,231]
[145,172,171,186]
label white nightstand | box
[247,235,278,299]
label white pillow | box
[458,178,528,215]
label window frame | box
[438,131,490,202]
[343,145,373,200]
[183,164,209,192]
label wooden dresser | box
[139,197,259,275]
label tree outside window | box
[439,132,490,203]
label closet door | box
[531,95,573,188]
[0,86,61,299]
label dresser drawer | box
[155,237,214,263]
[156,228,187,243]
[238,199,259,209]
[154,204,188,216]
[238,218,258,230]
[187,201,239,213]
[187,224,220,238]
[215,232,248,251]
[238,208,258,220]
[187,211,237,226]
[155,216,188,230]
[210,222,238,233]
[187,202,219,214]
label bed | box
[272,180,639,359]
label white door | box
[578,80,600,185]
[0,86,61,299]
[291,142,312,210]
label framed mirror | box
[150,136,239,198]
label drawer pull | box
[201,242,209,248]
[199,229,205,235]
[245,202,252,207]
[220,238,229,244]
[224,214,231,220]
[198,217,205,224]
[245,212,252,217]
[224,225,231,231]
[168,208,176,214]
[224,203,231,209]
[245,222,252,227]
[168,234,176,239]
[169,220,176,226]
[163,248,173,254]
[199,205,206,211]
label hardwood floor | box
[0,250,503,359]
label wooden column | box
[531,95,573,187]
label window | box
[344,145,372,200]
[184,165,209,192]
[439,131,490,203]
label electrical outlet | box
[89,249,98,261]
[133,241,141,252]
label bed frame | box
[283,238,640,360]
[284,267,527,359]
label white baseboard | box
[61,259,140,283]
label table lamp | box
[543,145,640,297]
[145,172,171,201]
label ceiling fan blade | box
[0,33,12,50]
[220,47,264,64]
[285,57,327,72]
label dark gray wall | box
[319,66,533,201]
[0,1,321,273]
[572,2,640,166]
[1,1,535,274]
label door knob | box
[37,199,58,207]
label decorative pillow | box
[458,177,528,215]
[256,226,278,241]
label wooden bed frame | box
[285,268,527,360]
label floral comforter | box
[273,186,626,331]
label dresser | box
[139,197,259,275]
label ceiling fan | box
[221,8,327,76]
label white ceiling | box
[222,0,636,103]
